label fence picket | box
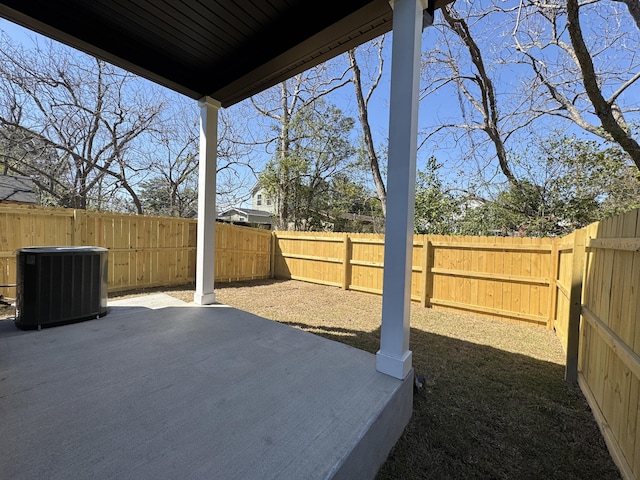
[0,205,271,296]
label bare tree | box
[612,0,640,29]
[348,37,388,217]
[417,1,542,197]
[441,4,521,186]
[511,0,640,168]
[0,33,161,211]
[139,98,199,217]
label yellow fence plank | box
[274,231,555,327]
[0,206,270,297]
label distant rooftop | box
[220,207,273,218]
[0,175,37,204]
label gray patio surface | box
[0,294,412,480]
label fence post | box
[565,228,586,382]
[547,239,560,331]
[72,209,85,246]
[342,233,351,290]
[270,232,277,279]
[420,235,431,307]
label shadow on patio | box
[0,295,411,480]
[279,319,622,480]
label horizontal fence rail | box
[273,231,555,328]
[0,205,271,296]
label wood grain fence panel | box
[445,236,456,307]
[512,239,525,319]
[469,236,480,312]
[214,223,271,283]
[411,235,423,302]
[272,232,343,287]
[617,212,638,474]
[497,237,508,320]
[579,210,640,480]
[618,210,639,348]
[168,219,180,283]
[404,235,551,326]
[485,239,498,320]
[463,236,473,306]
[129,216,141,286]
[502,237,514,319]
[520,237,533,323]
[450,238,462,305]
[530,238,542,321]
[600,217,619,435]
[447,237,458,305]
[594,218,611,406]
[370,234,386,293]
[509,237,524,322]
[349,234,384,294]
[476,237,488,319]
[112,215,129,291]
[164,217,176,285]
[177,220,190,283]
[606,211,638,468]
[188,222,197,280]
[0,205,272,295]
[0,209,17,292]
[156,218,168,285]
[631,214,640,477]
[430,235,444,307]
[555,232,574,352]
[583,218,599,388]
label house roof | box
[0,175,37,203]
[219,207,273,218]
[0,0,453,107]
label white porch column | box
[194,96,221,305]
[376,0,425,379]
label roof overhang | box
[0,0,453,107]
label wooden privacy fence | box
[576,210,640,480]
[0,205,271,296]
[274,222,640,479]
[273,231,555,327]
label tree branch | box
[567,0,640,166]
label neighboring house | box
[217,207,273,229]
[250,183,277,214]
[0,175,37,205]
[315,210,384,233]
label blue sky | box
[2,2,638,208]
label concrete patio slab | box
[0,295,412,480]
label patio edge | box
[329,369,414,480]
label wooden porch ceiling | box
[0,0,451,107]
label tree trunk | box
[348,49,387,217]
[567,0,640,168]
[442,6,519,186]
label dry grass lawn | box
[118,279,620,480]
[2,279,622,479]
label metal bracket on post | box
[422,0,435,28]
[389,0,435,29]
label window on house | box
[257,194,262,206]
[266,198,271,206]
